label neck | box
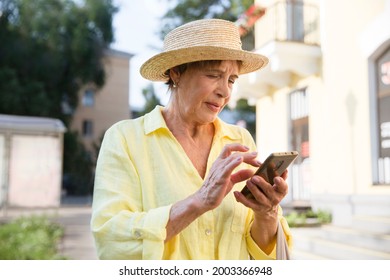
[162,104,214,140]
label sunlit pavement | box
[54,206,97,260]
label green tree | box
[224,98,256,138]
[143,84,162,113]
[0,0,117,195]
[0,0,117,125]
[132,84,163,119]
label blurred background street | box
[0,197,97,260]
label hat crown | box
[164,19,243,52]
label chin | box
[205,113,218,124]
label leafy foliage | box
[285,209,332,227]
[62,131,95,195]
[0,216,65,260]
[0,0,117,195]
[159,0,253,39]
[134,84,163,118]
[223,98,256,138]
[0,0,117,125]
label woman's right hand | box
[194,143,260,212]
[166,143,259,241]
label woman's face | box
[172,60,240,124]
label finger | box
[231,169,254,184]
[220,155,243,178]
[248,175,272,200]
[234,190,259,209]
[249,176,285,207]
[219,143,250,158]
[240,152,260,167]
[273,176,288,195]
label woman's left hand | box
[234,171,288,217]
[233,171,289,253]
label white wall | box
[7,135,62,207]
[256,88,290,159]
[0,135,5,207]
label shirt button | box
[205,229,212,236]
[134,231,142,238]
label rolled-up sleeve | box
[245,208,293,260]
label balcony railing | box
[256,1,320,47]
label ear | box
[169,67,181,84]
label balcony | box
[235,1,322,101]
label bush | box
[316,209,332,224]
[0,216,65,260]
[285,208,332,227]
[285,211,307,227]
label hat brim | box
[140,46,269,81]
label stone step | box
[291,227,390,259]
[290,248,330,260]
[351,215,390,235]
[320,225,390,253]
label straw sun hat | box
[140,18,269,81]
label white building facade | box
[235,0,390,227]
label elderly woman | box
[91,18,292,260]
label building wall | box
[71,49,132,157]
[8,135,63,207]
[246,0,390,224]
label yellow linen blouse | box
[90,106,292,259]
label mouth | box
[205,102,221,112]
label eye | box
[229,79,236,84]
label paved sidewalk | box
[0,204,98,260]
[55,206,98,260]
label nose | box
[216,79,231,99]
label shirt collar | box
[144,105,169,135]
[213,117,242,140]
[144,105,241,140]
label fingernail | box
[254,175,262,184]
[274,177,281,184]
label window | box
[289,88,311,200]
[375,46,390,184]
[82,120,93,138]
[286,0,304,42]
[82,89,95,107]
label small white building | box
[0,114,66,208]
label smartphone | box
[241,151,299,199]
